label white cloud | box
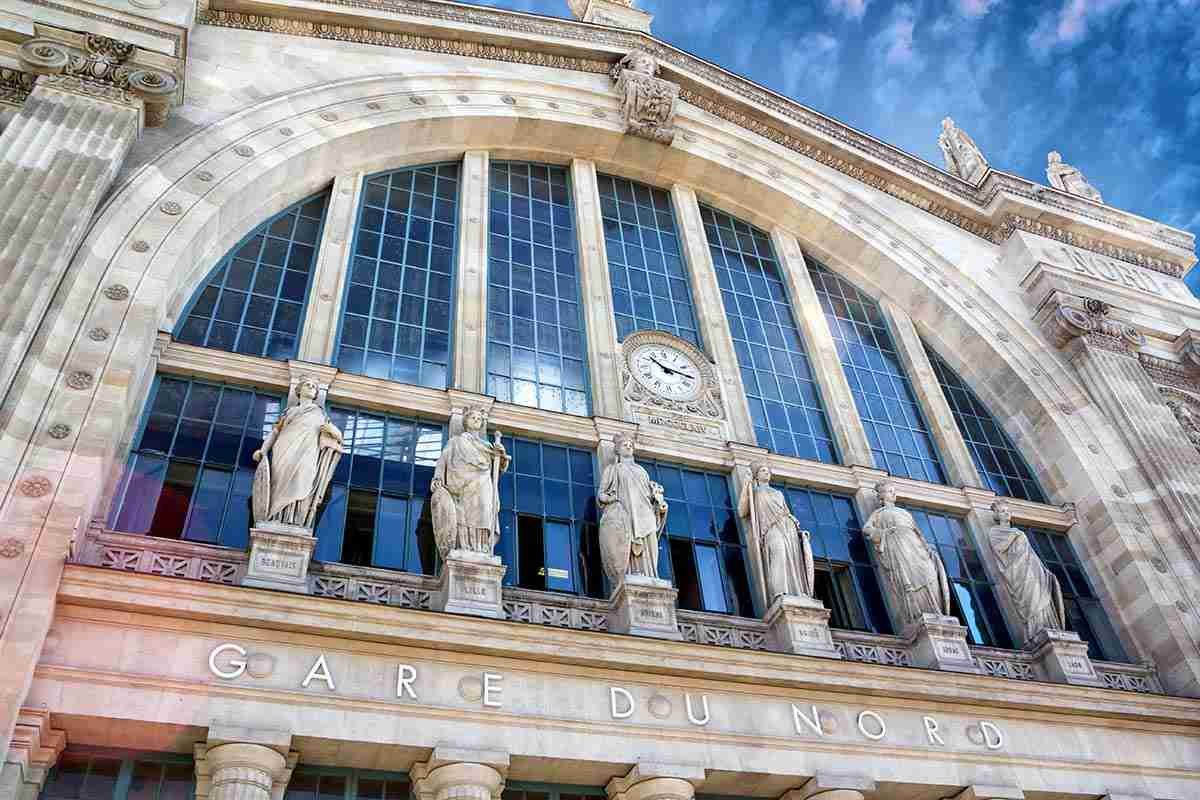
[1188,92,1200,133]
[827,0,869,20]
[779,32,842,106]
[874,3,920,67]
[1028,0,1129,51]
[957,0,1000,16]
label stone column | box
[0,38,173,404]
[453,151,490,393]
[877,298,982,488]
[0,710,64,800]
[297,172,365,364]
[670,184,755,444]
[770,229,874,468]
[570,159,623,419]
[411,748,508,800]
[607,763,703,800]
[780,773,876,800]
[194,728,297,800]
[950,786,1024,800]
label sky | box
[471,0,1200,288]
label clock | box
[630,341,703,402]
[618,330,728,440]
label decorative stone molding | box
[1159,388,1200,452]
[2,709,66,800]
[17,476,52,498]
[1139,353,1198,393]
[194,0,1193,278]
[950,787,1025,800]
[610,50,678,144]
[0,538,24,559]
[782,773,876,800]
[0,67,35,107]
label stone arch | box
[10,70,1197,689]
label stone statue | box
[988,501,1066,644]
[863,480,952,627]
[598,433,668,584]
[1046,151,1103,203]
[738,461,815,602]
[431,406,510,557]
[1164,393,1200,452]
[937,117,988,184]
[252,376,344,530]
[610,50,679,144]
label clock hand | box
[649,355,683,376]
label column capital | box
[950,786,1024,800]
[1036,293,1143,357]
[727,441,769,468]
[411,747,509,800]
[782,772,875,800]
[194,737,297,800]
[606,763,704,800]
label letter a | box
[302,654,336,690]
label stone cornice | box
[197,0,1195,278]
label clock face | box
[630,343,703,402]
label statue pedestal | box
[903,613,980,673]
[436,549,507,619]
[1030,628,1103,687]
[607,574,682,640]
[765,595,841,659]
[242,523,316,594]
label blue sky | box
[474,0,1200,285]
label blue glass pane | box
[176,190,330,359]
[808,261,946,483]
[642,461,752,616]
[699,205,836,463]
[500,435,598,597]
[337,164,460,389]
[487,162,589,415]
[598,175,699,347]
[113,376,282,543]
[925,345,1047,502]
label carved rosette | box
[611,50,679,144]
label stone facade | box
[0,1,1199,799]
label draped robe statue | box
[937,117,988,184]
[1046,151,1104,203]
[431,406,510,557]
[252,376,344,530]
[738,461,814,602]
[598,433,668,584]
[988,501,1066,644]
[863,481,951,627]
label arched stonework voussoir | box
[6,70,1198,694]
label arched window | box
[496,437,600,597]
[925,345,1047,502]
[336,164,459,389]
[643,461,752,616]
[599,174,700,347]
[313,408,444,573]
[700,206,837,463]
[486,162,589,415]
[109,376,281,548]
[176,189,330,359]
[808,261,946,483]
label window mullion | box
[769,228,874,469]
[453,151,490,392]
[569,159,622,418]
[669,184,755,444]
[878,299,982,488]
[298,172,366,364]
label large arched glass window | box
[336,164,459,389]
[313,408,444,573]
[496,436,600,597]
[643,461,752,616]
[109,376,281,548]
[925,346,1047,502]
[808,261,945,483]
[599,174,700,347]
[486,161,589,415]
[176,190,330,359]
[700,206,837,463]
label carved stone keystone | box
[782,772,876,800]
[607,574,682,640]
[242,524,317,594]
[903,613,981,674]
[1029,627,1103,687]
[436,549,507,619]
[765,594,840,659]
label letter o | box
[856,710,887,741]
[208,643,247,679]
